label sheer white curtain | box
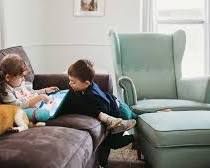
[206,0,210,74]
[142,0,210,77]
[141,0,157,32]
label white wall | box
[0,0,4,49]
[1,0,141,74]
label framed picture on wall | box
[74,0,105,16]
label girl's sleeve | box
[2,91,29,108]
[24,81,41,94]
[34,89,45,95]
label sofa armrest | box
[46,114,108,150]
[118,76,137,106]
[177,76,210,103]
[33,73,113,93]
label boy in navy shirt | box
[67,59,136,134]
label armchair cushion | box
[132,99,210,114]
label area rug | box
[108,143,145,168]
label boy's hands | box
[45,87,59,94]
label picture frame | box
[74,0,105,16]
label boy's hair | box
[68,59,95,82]
[0,54,29,98]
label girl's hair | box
[0,54,29,101]
[68,59,95,82]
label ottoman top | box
[138,111,210,147]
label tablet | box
[39,90,69,118]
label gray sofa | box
[0,46,112,168]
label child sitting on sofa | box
[0,54,59,121]
[66,59,137,134]
[0,54,135,134]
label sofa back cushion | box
[0,46,34,82]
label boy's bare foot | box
[161,108,171,112]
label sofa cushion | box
[0,46,34,82]
[33,74,113,94]
[132,99,210,114]
[138,111,210,147]
[0,127,93,168]
[46,114,107,150]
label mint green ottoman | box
[137,111,210,168]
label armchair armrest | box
[118,76,137,106]
[177,76,210,103]
[33,74,69,90]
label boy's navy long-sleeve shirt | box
[66,82,120,118]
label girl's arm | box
[24,81,59,95]
[2,91,49,108]
[28,94,50,107]
[2,91,29,108]
[36,87,59,94]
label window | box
[156,0,207,77]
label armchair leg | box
[137,149,144,160]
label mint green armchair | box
[110,30,210,114]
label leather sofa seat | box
[0,127,93,168]
[47,114,107,150]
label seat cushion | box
[138,111,210,147]
[0,127,93,168]
[46,114,107,150]
[132,99,210,114]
